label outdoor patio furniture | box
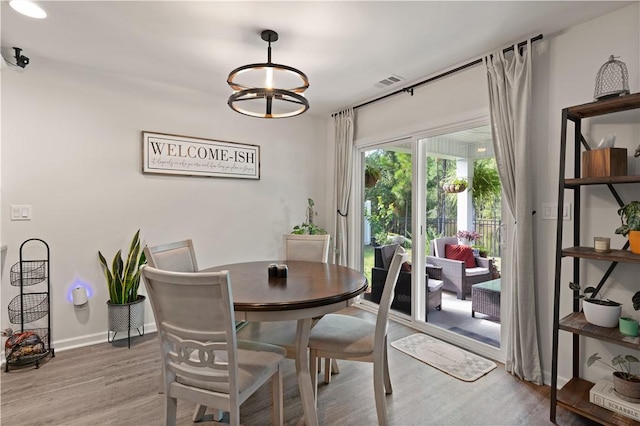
[471,279,501,321]
[366,244,443,315]
[428,237,493,300]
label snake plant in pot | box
[98,229,147,345]
[615,200,640,255]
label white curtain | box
[484,41,542,384]
[334,109,355,266]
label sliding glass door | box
[359,125,504,355]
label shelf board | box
[566,93,640,119]
[562,247,640,264]
[558,377,640,425]
[559,312,640,350]
[565,175,640,187]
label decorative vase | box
[629,230,640,255]
[582,298,621,328]
[613,371,640,403]
[619,317,639,337]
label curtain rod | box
[332,34,543,116]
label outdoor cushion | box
[466,267,490,277]
[445,244,476,268]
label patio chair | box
[141,265,286,426]
[366,244,443,315]
[427,236,493,300]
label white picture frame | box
[142,131,260,180]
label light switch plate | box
[10,205,31,221]
[542,203,571,220]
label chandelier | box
[227,30,309,118]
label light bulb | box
[9,1,47,19]
[265,67,273,89]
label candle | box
[594,237,610,252]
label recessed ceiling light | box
[9,1,47,19]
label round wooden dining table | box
[205,260,368,426]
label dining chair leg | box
[373,351,389,426]
[272,366,284,426]
[331,358,340,374]
[310,349,318,400]
[383,345,392,394]
[324,357,332,383]
[166,395,178,426]
[229,405,240,426]
[192,405,207,422]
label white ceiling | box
[0,1,632,118]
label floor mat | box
[391,333,497,382]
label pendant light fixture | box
[227,30,309,118]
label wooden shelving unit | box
[550,93,640,424]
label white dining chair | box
[141,265,286,426]
[144,239,232,422]
[283,234,330,263]
[238,233,336,373]
[308,245,407,426]
[144,239,199,272]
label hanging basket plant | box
[365,164,381,188]
[441,177,468,193]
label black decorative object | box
[227,30,309,118]
[5,238,54,371]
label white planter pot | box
[458,238,471,246]
[583,298,621,328]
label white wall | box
[1,58,328,349]
[351,2,639,387]
[532,4,640,386]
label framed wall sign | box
[142,131,260,180]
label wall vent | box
[374,74,405,89]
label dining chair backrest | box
[144,239,199,272]
[283,234,330,263]
[141,265,238,391]
[375,245,408,339]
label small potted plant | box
[442,177,468,193]
[615,200,640,254]
[570,281,621,328]
[619,291,640,336]
[98,229,147,345]
[455,230,480,246]
[292,198,328,235]
[587,353,640,402]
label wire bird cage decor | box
[594,55,630,100]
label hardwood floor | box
[1,308,594,425]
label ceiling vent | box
[374,74,405,89]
